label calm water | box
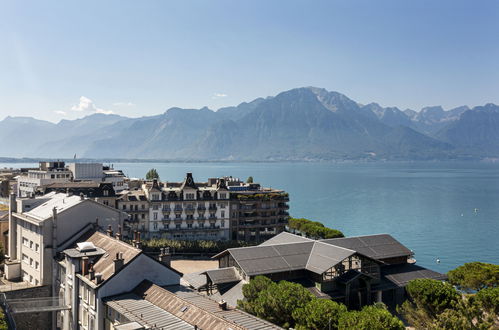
[3,161,499,273]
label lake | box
[3,161,499,273]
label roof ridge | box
[93,231,142,253]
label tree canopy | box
[246,176,254,183]
[145,168,160,180]
[288,217,344,239]
[338,304,405,330]
[292,299,347,330]
[404,278,459,317]
[447,262,499,292]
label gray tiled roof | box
[204,267,241,285]
[106,293,192,329]
[305,242,356,274]
[228,242,314,276]
[381,263,447,287]
[259,232,313,246]
[321,234,412,260]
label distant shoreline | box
[0,157,497,164]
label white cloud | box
[113,102,135,107]
[70,96,113,114]
[95,108,114,115]
[54,110,67,116]
[212,93,228,99]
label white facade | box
[68,163,103,181]
[7,192,127,286]
[18,169,72,197]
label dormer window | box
[152,193,160,201]
[185,193,195,200]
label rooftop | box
[23,192,85,221]
[321,234,413,260]
[106,281,282,330]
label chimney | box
[159,247,171,267]
[135,231,142,249]
[115,225,122,240]
[95,273,103,284]
[107,224,113,237]
[88,264,95,280]
[218,300,227,310]
[114,252,124,273]
[81,256,89,276]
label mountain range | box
[1,87,499,161]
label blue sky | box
[1,0,498,122]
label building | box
[117,173,289,241]
[5,192,128,286]
[17,161,72,197]
[104,280,282,330]
[185,232,446,309]
[17,162,128,198]
[54,228,182,330]
[39,182,118,207]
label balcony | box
[197,206,206,211]
[197,216,206,220]
[208,205,217,211]
[185,207,195,214]
[174,207,183,213]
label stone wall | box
[3,285,52,330]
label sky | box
[0,0,498,123]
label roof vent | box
[77,242,97,252]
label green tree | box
[237,275,275,314]
[474,286,499,315]
[240,279,314,328]
[246,176,254,183]
[447,262,499,292]
[145,168,160,180]
[405,279,459,317]
[292,298,347,330]
[398,279,460,328]
[338,303,404,330]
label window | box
[103,190,109,196]
[199,223,204,228]
[122,205,126,210]
[187,223,192,228]
[219,193,227,199]
[141,214,145,219]
[221,220,225,228]
[220,203,226,209]
[22,254,29,264]
[153,204,159,210]
[152,194,159,200]
[221,211,225,218]
[153,213,158,220]
[176,224,181,229]
[164,224,169,229]
[175,214,181,219]
[35,261,39,270]
[153,222,158,230]
[103,201,109,206]
[35,243,39,252]
[30,258,33,267]
[185,193,195,200]
[23,237,29,246]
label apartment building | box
[117,173,290,241]
[54,228,181,330]
[17,162,128,198]
[5,192,127,286]
[17,161,72,197]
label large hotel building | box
[117,173,290,241]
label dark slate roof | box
[321,234,412,260]
[204,267,241,285]
[380,263,447,288]
[259,232,313,246]
[305,242,356,274]
[182,271,207,290]
[227,242,315,276]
